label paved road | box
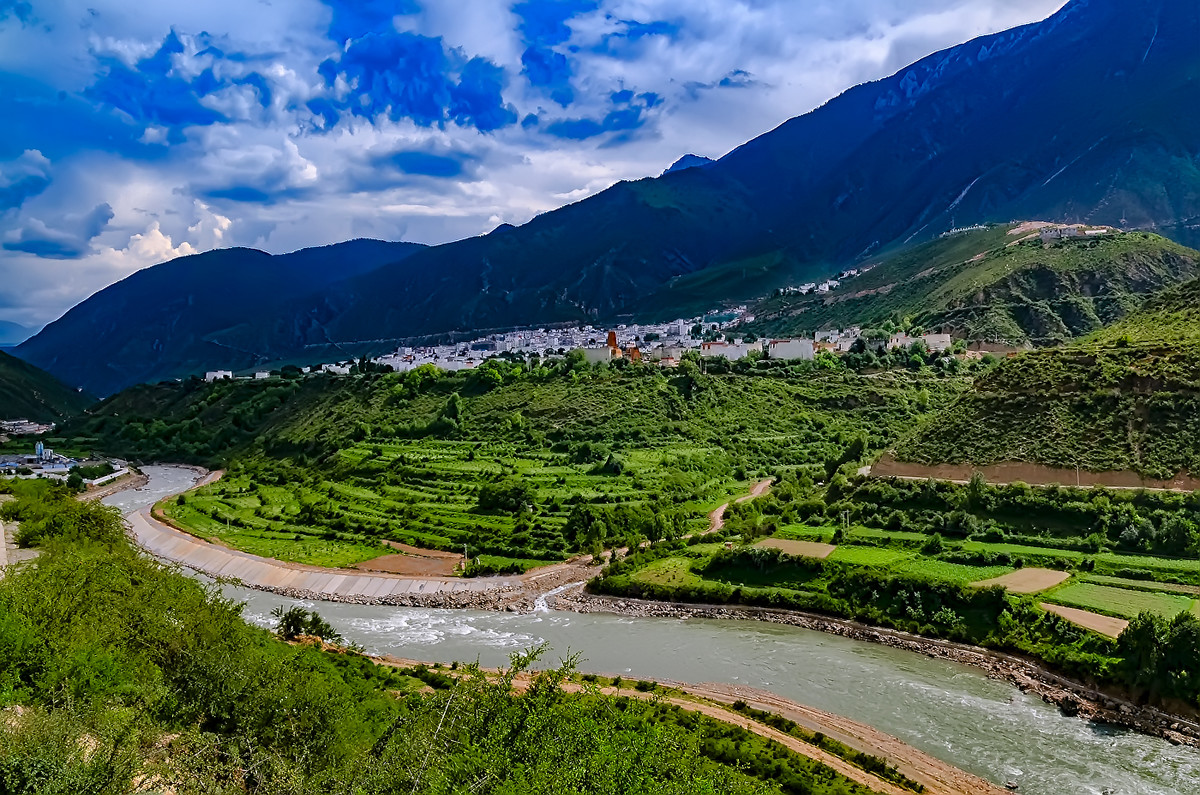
[127,508,519,602]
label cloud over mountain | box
[0,0,1064,327]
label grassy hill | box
[745,226,1200,344]
[896,276,1200,477]
[0,349,92,422]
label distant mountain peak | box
[662,154,714,176]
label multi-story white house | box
[767,339,815,360]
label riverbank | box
[105,466,1200,755]
[549,585,1200,750]
[80,468,148,502]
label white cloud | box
[0,0,1069,328]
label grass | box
[845,526,930,543]
[630,557,706,588]
[827,546,912,566]
[775,525,836,542]
[1095,552,1200,574]
[1082,574,1200,596]
[891,559,1013,585]
[1044,582,1195,620]
[960,541,1085,560]
[163,502,384,568]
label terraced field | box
[166,438,756,570]
[1043,582,1196,620]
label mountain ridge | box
[744,224,1200,344]
[17,0,1200,394]
[15,239,425,396]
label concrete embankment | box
[550,587,1200,750]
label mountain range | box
[15,240,424,396]
[15,0,1200,396]
[0,320,36,347]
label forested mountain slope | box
[15,239,425,396]
[0,349,92,422]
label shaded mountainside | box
[0,349,92,422]
[0,320,35,347]
[746,226,1200,343]
[15,239,425,396]
[896,278,1200,478]
[311,0,1200,341]
[19,0,1200,394]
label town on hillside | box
[202,309,958,383]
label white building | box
[581,347,615,364]
[889,333,953,352]
[921,333,953,352]
[204,370,233,382]
[767,339,815,361]
[254,371,271,380]
[700,341,756,361]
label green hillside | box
[0,349,92,422]
[896,276,1200,477]
[745,226,1200,344]
[60,356,974,567]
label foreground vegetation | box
[0,478,891,794]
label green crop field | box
[891,559,1013,585]
[1082,574,1200,596]
[845,527,931,544]
[960,541,1085,560]
[81,358,974,569]
[1045,582,1195,619]
[827,546,912,567]
[775,525,836,542]
[1095,552,1200,574]
[630,557,707,588]
[164,500,385,568]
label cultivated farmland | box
[1043,582,1196,620]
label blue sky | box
[0,0,1065,329]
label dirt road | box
[708,478,773,532]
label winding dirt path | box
[709,478,773,532]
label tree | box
[477,478,534,513]
[270,605,344,643]
[1117,612,1167,691]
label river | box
[107,466,1200,794]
